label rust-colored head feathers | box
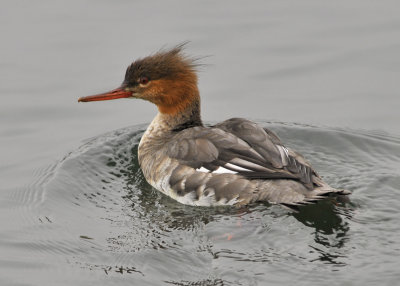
[123,44,200,114]
[124,44,199,86]
[79,44,201,116]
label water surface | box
[1,0,400,285]
[2,122,400,285]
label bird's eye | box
[138,76,150,86]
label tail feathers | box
[282,188,351,212]
[256,180,351,211]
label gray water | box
[1,1,400,285]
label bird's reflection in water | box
[292,200,352,266]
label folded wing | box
[167,118,319,189]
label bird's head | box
[78,44,200,115]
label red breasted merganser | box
[78,45,350,210]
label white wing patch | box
[277,145,289,165]
[213,166,237,174]
[196,161,255,174]
[196,166,237,174]
[225,163,252,172]
[196,167,211,173]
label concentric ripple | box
[2,122,400,285]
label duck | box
[78,44,350,210]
